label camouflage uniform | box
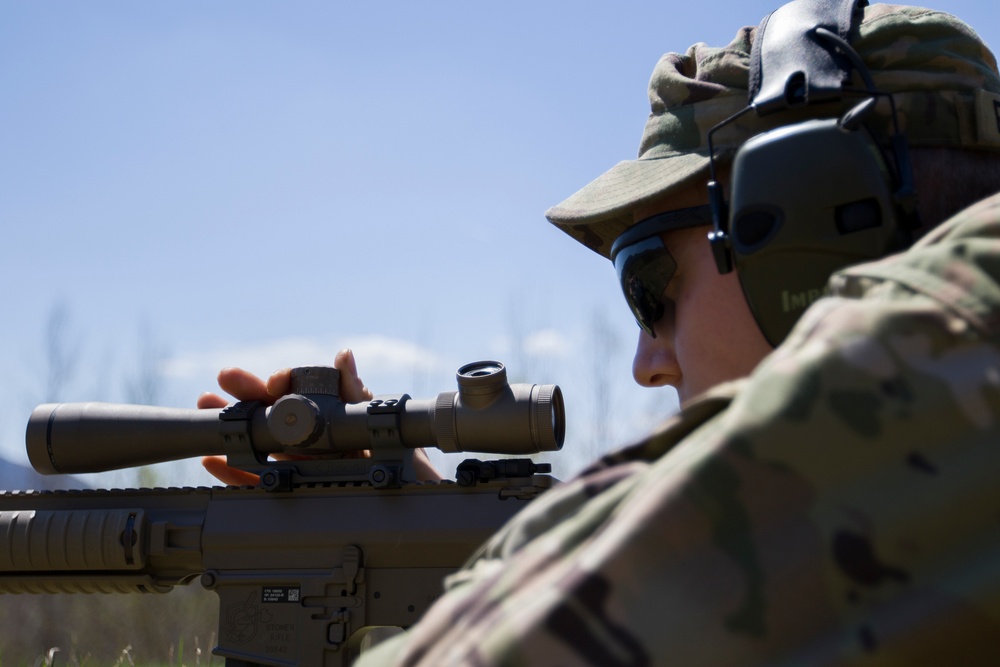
[359,5,1000,665]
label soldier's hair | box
[912,148,1000,235]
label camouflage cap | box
[548,4,1000,258]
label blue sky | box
[1,1,997,486]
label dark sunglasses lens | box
[613,237,677,336]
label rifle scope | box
[26,361,564,475]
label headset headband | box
[750,0,867,113]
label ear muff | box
[706,0,918,346]
[728,113,910,345]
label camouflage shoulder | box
[579,379,742,476]
[910,190,1000,246]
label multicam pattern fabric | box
[546,4,1000,259]
[358,191,1000,665]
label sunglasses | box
[610,205,714,337]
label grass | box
[1,634,218,667]
[0,589,219,666]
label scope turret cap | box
[546,4,1000,258]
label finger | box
[201,456,261,487]
[265,368,293,399]
[335,348,373,403]
[413,448,444,482]
[217,367,272,403]
[197,392,229,409]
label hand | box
[197,348,441,485]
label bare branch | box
[43,302,82,403]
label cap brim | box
[545,150,714,258]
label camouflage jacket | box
[359,191,1000,666]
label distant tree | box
[506,294,530,384]
[122,320,169,489]
[587,306,622,461]
[124,319,168,406]
[43,301,81,403]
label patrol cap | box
[547,4,1000,258]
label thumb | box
[335,348,373,403]
[201,455,261,487]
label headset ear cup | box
[728,118,903,346]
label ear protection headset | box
[706,0,919,346]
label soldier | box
[203,1,1000,664]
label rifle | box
[0,361,564,666]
